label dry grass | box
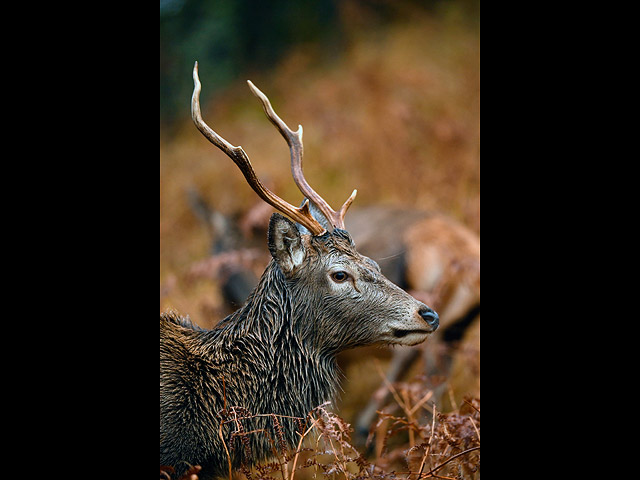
[160,386,480,480]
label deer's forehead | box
[309,230,355,253]
[310,245,359,265]
[320,240,359,261]
[314,242,379,275]
[307,229,383,272]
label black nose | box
[419,307,439,330]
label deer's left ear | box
[268,213,306,274]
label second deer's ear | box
[268,213,306,274]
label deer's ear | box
[268,213,306,274]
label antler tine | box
[246,80,357,231]
[191,62,326,236]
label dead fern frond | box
[165,387,479,479]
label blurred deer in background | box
[160,63,440,479]
[186,187,265,314]
[347,206,479,442]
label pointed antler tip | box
[337,189,358,220]
[299,198,311,213]
[246,80,265,100]
[345,189,357,204]
[192,62,201,87]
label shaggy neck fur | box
[161,259,342,479]
[209,258,342,408]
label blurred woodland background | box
[161,0,479,476]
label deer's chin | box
[388,329,432,346]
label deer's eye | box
[330,271,350,283]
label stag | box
[160,63,439,479]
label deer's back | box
[160,312,229,477]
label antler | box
[246,80,357,230]
[191,61,326,236]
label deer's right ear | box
[268,213,306,274]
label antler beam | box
[191,61,327,236]
[246,81,357,230]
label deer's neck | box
[206,260,340,416]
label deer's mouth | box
[390,328,431,346]
[393,328,431,338]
